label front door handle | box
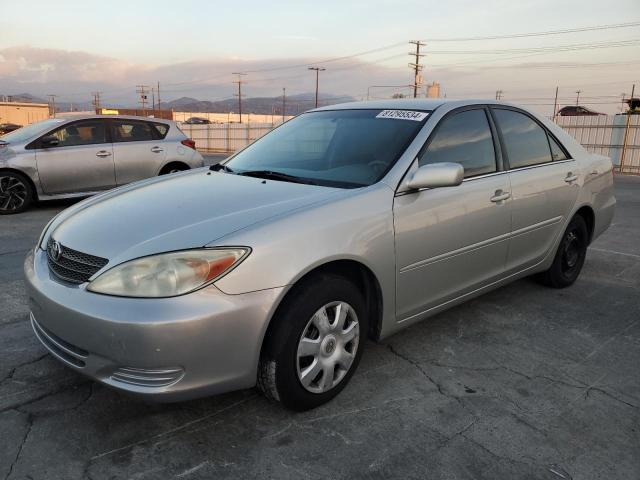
[490,190,511,203]
[96,150,112,157]
[151,146,164,153]
[565,172,578,183]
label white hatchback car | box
[0,115,204,213]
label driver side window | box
[419,109,496,178]
[46,120,107,148]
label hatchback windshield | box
[225,109,429,188]
[0,118,66,143]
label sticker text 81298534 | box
[375,110,429,121]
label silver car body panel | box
[24,99,616,400]
[1,114,204,201]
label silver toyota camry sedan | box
[24,99,615,410]
[0,115,203,214]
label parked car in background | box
[0,123,22,135]
[0,115,203,213]
[558,105,605,116]
[184,117,212,124]
[25,99,615,410]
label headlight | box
[87,248,249,298]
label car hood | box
[51,169,343,266]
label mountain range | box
[1,92,356,115]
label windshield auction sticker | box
[375,110,429,121]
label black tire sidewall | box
[0,172,33,215]
[549,215,588,287]
[267,274,368,411]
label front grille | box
[47,237,108,284]
[31,313,88,368]
[111,367,185,388]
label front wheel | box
[537,215,588,288]
[0,172,34,214]
[258,274,367,410]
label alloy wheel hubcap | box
[296,301,360,394]
[0,176,27,211]
[562,229,582,272]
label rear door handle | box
[96,150,112,157]
[490,190,511,203]
[565,172,578,183]
[151,146,164,153]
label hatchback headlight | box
[87,248,249,298]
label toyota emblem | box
[50,240,62,261]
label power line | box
[420,21,640,42]
[425,38,640,55]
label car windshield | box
[225,109,429,188]
[0,118,66,143]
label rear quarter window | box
[152,122,169,139]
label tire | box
[537,215,589,288]
[258,274,367,411]
[0,171,34,215]
[159,163,189,175]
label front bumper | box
[24,248,284,401]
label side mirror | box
[406,162,464,190]
[40,135,60,147]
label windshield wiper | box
[237,170,317,185]
[209,163,234,173]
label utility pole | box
[91,92,101,112]
[308,67,325,108]
[552,86,559,120]
[409,40,425,98]
[136,85,149,115]
[495,90,503,100]
[620,83,636,174]
[157,81,161,110]
[47,94,57,117]
[282,87,286,123]
[232,73,247,123]
[575,89,581,106]
[151,88,156,112]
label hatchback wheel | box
[258,274,367,410]
[0,172,34,214]
[537,215,588,288]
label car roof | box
[54,114,174,123]
[312,98,523,112]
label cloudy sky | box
[0,0,639,113]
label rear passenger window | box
[419,109,496,178]
[549,136,568,161]
[112,121,155,143]
[152,123,169,139]
[493,109,552,169]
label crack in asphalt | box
[4,412,33,480]
[0,354,48,386]
[386,343,466,407]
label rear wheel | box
[258,274,367,410]
[0,172,34,214]
[159,163,189,175]
[537,215,588,288]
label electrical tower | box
[136,85,149,114]
[232,73,247,123]
[47,94,57,117]
[409,41,425,98]
[92,92,101,112]
[308,67,326,108]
